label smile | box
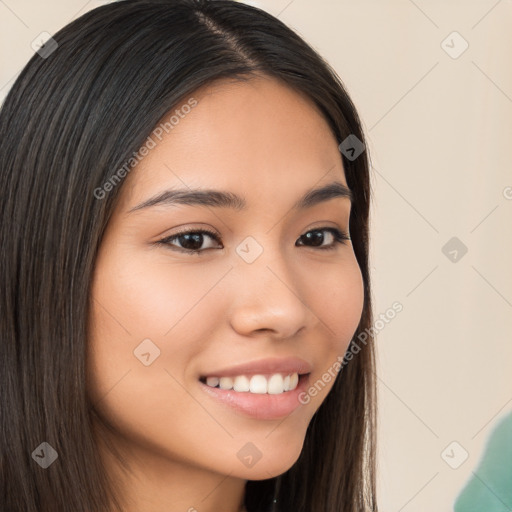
[198,373,311,420]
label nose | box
[227,250,314,339]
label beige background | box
[2,1,511,510]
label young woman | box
[0,1,377,511]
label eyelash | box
[156,226,351,255]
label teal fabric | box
[454,411,512,512]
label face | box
[87,75,364,485]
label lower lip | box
[198,374,311,420]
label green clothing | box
[454,412,512,511]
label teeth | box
[249,375,267,394]
[219,377,233,390]
[233,375,250,392]
[203,372,300,394]
[289,372,299,390]
[206,376,220,387]
[267,374,284,394]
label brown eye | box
[296,228,350,250]
[158,229,222,255]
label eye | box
[156,226,351,255]
[157,227,221,255]
[296,227,351,251]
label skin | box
[87,74,365,512]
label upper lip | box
[200,357,312,378]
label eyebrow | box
[127,181,353,214]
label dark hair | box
[0,1,377,511]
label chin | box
[227,433,306,481]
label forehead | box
[118,75,347,213]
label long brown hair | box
[0,1,377,510]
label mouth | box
[196,356,313,419]
[197,372,312,420]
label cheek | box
[293,255,364,408]
[307,255,365,351]
[89,245,224,341]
